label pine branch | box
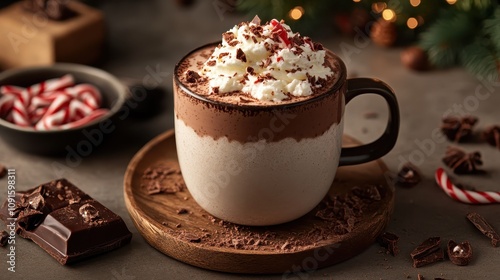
[419,11,477,67]
[460,40,499,80]
[484,6,500,53]
[456,0,493,12]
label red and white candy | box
[435,167,500,204]
[0,75,108,131]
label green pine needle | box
[419,11,477,67]
[460,40,499,80]
[484,7,500,53]
[456,0,493,12]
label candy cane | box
[435,168,500,204]
[59,109,108,130]
[1,75,108,130]
[11,101,31,127]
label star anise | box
[442,146,483,174]
[441,115,478,142]
[482,125,500,150]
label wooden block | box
[0,1,104,69]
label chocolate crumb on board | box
[447,240,472,266]
[466,212,499,247]
[377,232,400,256]
[410,237,444,268]
[176,208,189,215]
[141,159,387,252]
[141,161,185,195]
[396,163,422,187]
[0,230,8,246]
[0,164,7,178]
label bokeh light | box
[382,9,396,22]
[407,17,418,29]
[410,0,421,7]
[372,2,387,13]
[289,6,304,20]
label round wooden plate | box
[124,130,394,274]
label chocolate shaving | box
[250,15,261,25]
[396,163,422,187]
[482,125,500,150]
[141,162,185,195]
[181,232,201,243]
[377,232,399,256]
[442,146,483,174]
[413,250,444,268]
[0,164,6,178]
[466,212,499,247]
[236,48,247,62]
[185,70,201,83]
[351,185,381,201]
[447,240,472,266]
[410,237,444,268]
[0,230,8,247]
[176,208,189,215]
[441,115,478,142]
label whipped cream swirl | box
[200,17,334,102]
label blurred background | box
[1,0,499,79]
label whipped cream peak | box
[198,17,336,102]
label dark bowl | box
[0,63,127,155]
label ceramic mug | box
[174,43,399,226]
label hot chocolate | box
[173,17,399,226]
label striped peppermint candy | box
[435,167,500,204]
[0,75,108,130]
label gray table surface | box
[1,1,499,279]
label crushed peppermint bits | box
[192,15,336,102]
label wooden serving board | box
[124,130,394,274]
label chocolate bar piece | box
[447,240,473,266]
[410,237,444,268]
[377,231,400,256]
[467,212,499,247]
[412,249,444,268]
[0,179,132,264]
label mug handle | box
[339,78,400,166]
